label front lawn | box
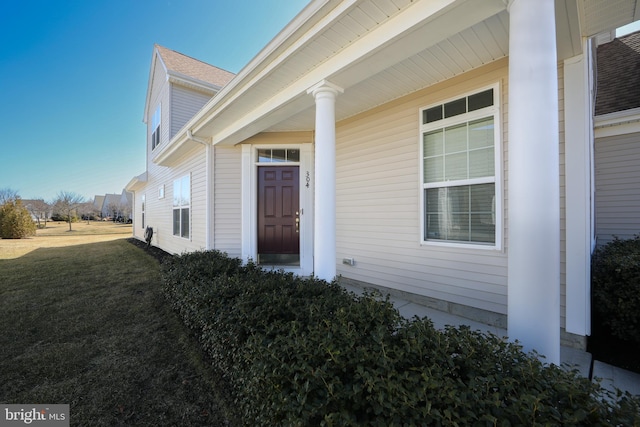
[0,231,227,426]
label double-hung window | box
[173,175,190,239]
[421,86,500,246]
[151,105,161,150]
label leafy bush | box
[163,250,640,426]
[0,199,36,239]
[592,235,640,344]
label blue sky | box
[0,0,309,202]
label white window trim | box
[172,174,191,240]
[419,83,502,250]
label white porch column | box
[308,80,343,281]
[507,0,560,364]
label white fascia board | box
[167,71,222,94]
[595,106,640,125]
[197,0,506,146]
[594,107,640,134]
[143,47,169,124]
[181,0,339,138]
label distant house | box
[94,190,132,221]
[594,30,640,245]
[127,0,640,364]
[100,193,121,219]
[21,199,52,221]
[93,195,105,214]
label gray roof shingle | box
[595,30,640,116]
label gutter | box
[186,129,210,145]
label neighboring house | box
[127,0,640,364]
[95,191,132,220]
[119,189,133,221]
[594,30,640,246]
[101,193,122,219]
[21,199,52,221]
[93,195,105,216]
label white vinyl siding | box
[595,131,640,245]
[170,86,214,139]
[141,142,207,255]
[335,59,509,315]
[214,145,242,257]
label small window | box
[141,194,146,229]
[151,105,161,150]
[257,148,300,163]
[172,175,190,239]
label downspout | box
[187,130,214,250]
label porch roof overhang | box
[125,172,147,192]
[153,0,640,166]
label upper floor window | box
[173,175,190,239]
[420,87,500,247]
[151,105,161,150]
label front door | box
[257,166,300,265]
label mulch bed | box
[127,238,174,264]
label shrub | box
[163,250,640,426]
[592,235,640,344]
[0,199,36,239]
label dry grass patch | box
[0,222,132,259]
[0,232,226,426]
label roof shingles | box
[595,30,640,115]
[155,44,235,89]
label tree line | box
[0,188,126,238]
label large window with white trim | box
[172,175,190,239]
[421,86,500,246]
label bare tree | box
[53,191,85,231]
[78,201,98,224]
[106,201,120,222]
[24,199,50,229]
[0,188,19,205]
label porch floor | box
[341,283,640,397]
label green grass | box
[0,234,227,426]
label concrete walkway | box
[341,283,640,397]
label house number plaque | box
[305,171,310,188]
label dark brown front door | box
[258,166,300,265]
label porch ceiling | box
[264,0,639,134]
[179,0,639,151]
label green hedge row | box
[162,250,640,426]
[592,235,640,344]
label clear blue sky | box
[0,0,309,202]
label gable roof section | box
[143,45,236,122]
[596,30,640,115]
[155,45,235,89]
